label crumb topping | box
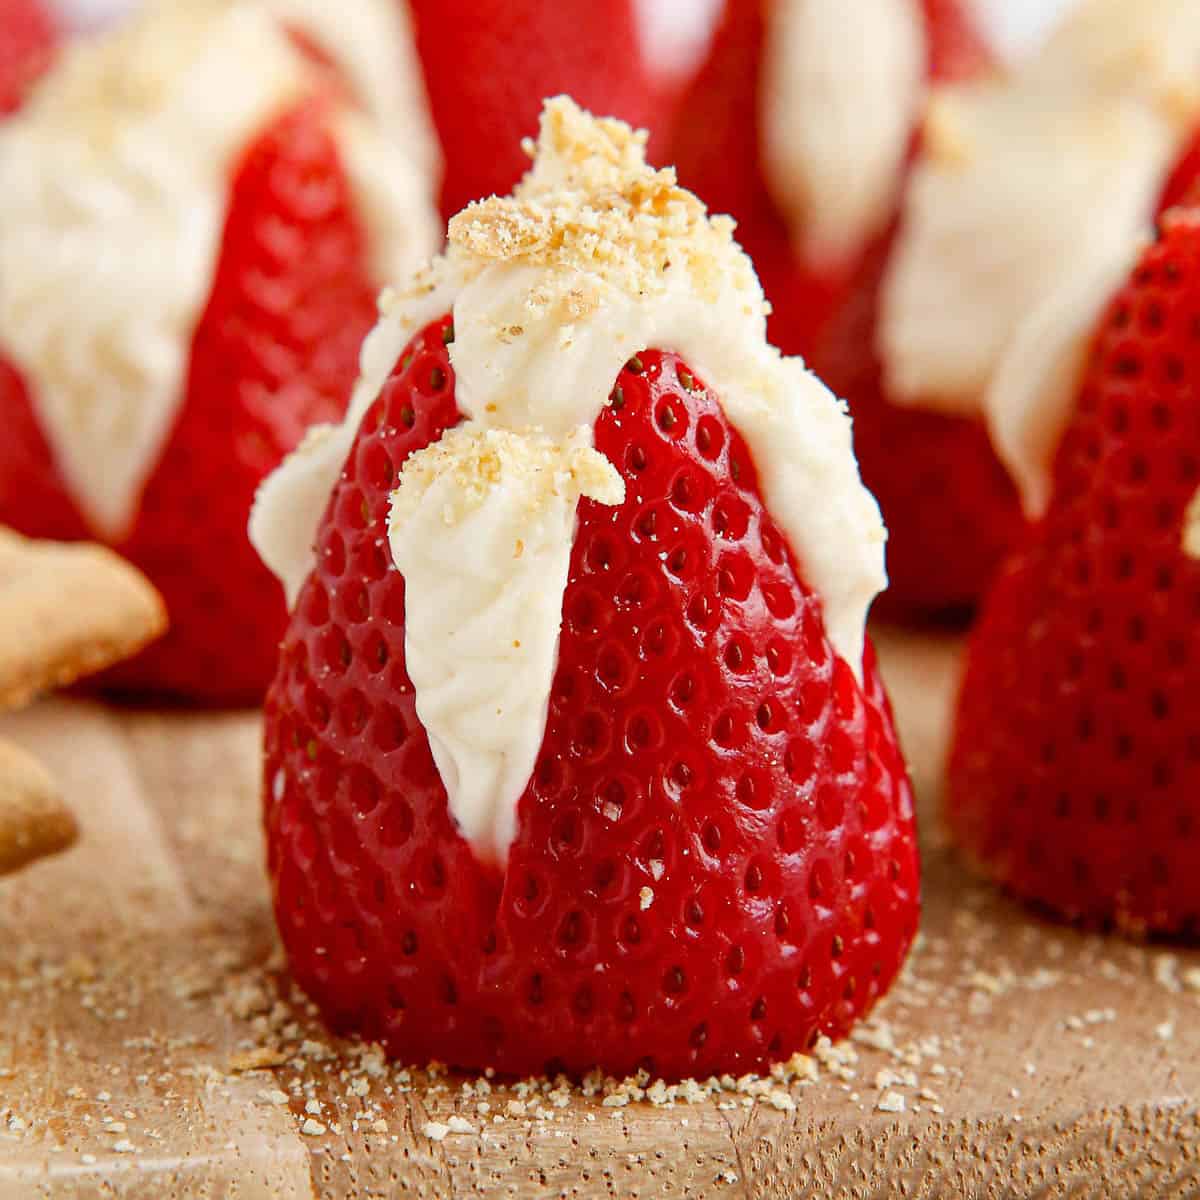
[446,98,756,312]
[391,425,623,529]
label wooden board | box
[1,628,1199,1199]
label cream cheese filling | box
[760,0,927,269]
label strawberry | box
[0,6,438,703]
[947,211,1200,936]
[0,0,55,115]
[408,0,670,219]
[671,0,1004,616]
[671,0,991,364]
[0,94,382,703]
[263,314,919,1078]
[106,97,383,701]
[812,138,1200,619]
[807,226,1025,619]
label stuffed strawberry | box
[948,205,1200,936]
[808,0,1200,617]
[669,0,996,615]
[0,1,440,703]
[671,0,991,366]
[252,99,919,1078]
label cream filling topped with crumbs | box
[389,427,622,860]
[880,0,1200,510]
[761,0,927,269]
[0,0,438,540]
[252,98,886,862]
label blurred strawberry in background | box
[670,0,997,619]
[0,1,440,703]
[0,0,56,113]
[0,0,684,704]
[407,0,672,218]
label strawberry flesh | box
[265,315,919,1079]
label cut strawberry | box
[948,212,1200,936]
[106,97,380,701]
[264,316,918,1078]
[672,0,1007,615]
[0,0,55,115]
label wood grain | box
[1,629,1198,1199]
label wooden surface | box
[1,628,1199,1199]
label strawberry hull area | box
[1,628,1198,1199]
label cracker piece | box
[0,528,167,711]
[0,738,77,876]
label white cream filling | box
[984,240,1145,518]
[252,99,887,861]
[389,426,623,862]
[881,0,1200,469]
[0,1,438,540]
[262,0,440,178]
[329,109,441,290]
[760,0,927,268]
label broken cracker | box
[0,527,167,712]
[0,738,77,876]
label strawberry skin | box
[0,95,378,703]
[264,316,919,1079]
[948,214,1200,936]
[409,0,669,220]
[0,0,55,116]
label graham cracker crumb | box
[228,1047,288,1073]
[1184,487,1200,559]
[446,97,758,314]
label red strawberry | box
[807,224,1024,619]
[263,316,919,1079]
[806,58,1200,619]
[0,92,381,703]
[671,0,991,365]
[0,0,55,116]
[409,0,670,219]
[1160,128,1200,214]
[948,211,1200,936]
